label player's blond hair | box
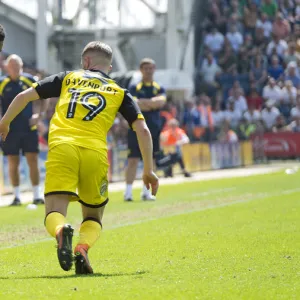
[81,41,113,66]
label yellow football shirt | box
[33,69,144,152]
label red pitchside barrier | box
[252,132,300,158]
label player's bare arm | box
[132,119,159,196]
[137,95,166,111]
[0,87,39,140]
[30,98,50,127]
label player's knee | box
[26,153,39,167]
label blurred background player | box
[0,24,5,52]
[124,58,166,201]
[0,55,46,206]
[0,41,159,274]
[160,118,191,178]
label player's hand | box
[29,113,39,127]
[0,120,10,141]
[143,171,159,196]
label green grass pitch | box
[0,170,299,299]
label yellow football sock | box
[45,212,66,237]
[78,219,102,248]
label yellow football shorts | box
[44,144,109,208]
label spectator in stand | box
[284,41,299,66]
[250,56,268,92]
[281,80,297,106]
[206,0,228,34]
[194,94,214,141]
[244,2,259,37]
[237,116,257,140]
[218,119,239,142]
[227,13,244,34]
[230,0,242,19]
[244,34,256,54]
[256,13,273,38]
[182,99,200,141]
[229,80,245,97]
[266,35,288,59]
[204,27,225,55]
[261,99,281,131]
[227,87,248,115]
[200,52,222,88]
[296,0,300,18]
[285,61,300,88]
[244,105,262,123]
[288,115,300,132]
[291,95,300,118]
[272,114,290,132]
[293,24,300,54]
[254,27,269,50]
[238,47,251,74]
[224,99,242,128]
[267,55,284,80]
[272,12,291,39]
[263,77,283,103]
[251,49,268,69]
[218,43,238,73]
[247,85,264,110]
[261,0,278,20]
[211,101,224,128]
[226,24,244,52]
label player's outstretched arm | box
[0,88,40,140]
[133,119,159,196]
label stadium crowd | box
[3,0,300,150]
[108,0,300,147]
[193,0,300,142]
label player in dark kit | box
[0,55,47,206]
[124,58,166,201]
[0,24,5,52]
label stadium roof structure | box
[2,0,168,30]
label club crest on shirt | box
[100,179,108,196]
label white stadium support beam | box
[166,0,178,69]
[166,0,194,72]
[36,0,48,71]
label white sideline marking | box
[0,187,299,251]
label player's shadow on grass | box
[0,271,148,280]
